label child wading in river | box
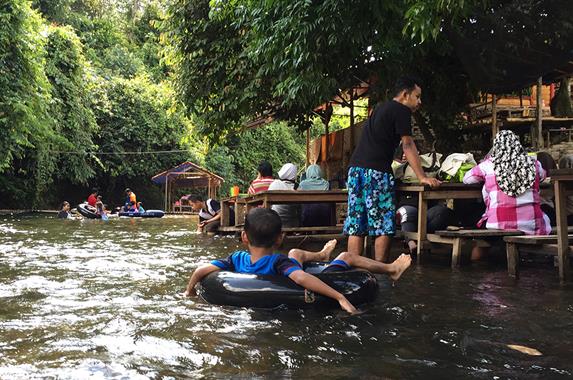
[95,195,108,221]
[184,208,412,313]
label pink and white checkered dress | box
[463,158,551,235]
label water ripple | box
[0,216,572,378]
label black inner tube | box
[77,203,100,219]
[198,262,378,309]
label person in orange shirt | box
[124,188,137,211]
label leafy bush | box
[0,0,52,172]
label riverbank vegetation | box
[2,0,571,209]
[0,0,305,209]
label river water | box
[0,214,572,379]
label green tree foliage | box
[0,0,52,171]
[92,75,191,178]
[403,0,489,43]
[32,0,74,23]
[14,24,100,205]
[164,0,260,141]
[0,0,199,209]
[74,73,198,207]
[165,0,478,150]
[204,122,306,195]
[45,25,98,184]
[128,3,169,80]
[229,122,306,189]
[68,13,145,78]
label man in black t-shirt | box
[343,76,441,262]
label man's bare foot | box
[389,254,412,281]
[319,239,337,261]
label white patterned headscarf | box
[491,130,536,197]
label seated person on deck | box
[397,201,455,255]
[184,208,413,313]
[558,154,573,225]
[462,130,550,236]
[268,163,300,227]
[298,164,334,227]
[536,151,557,225]
[248,161,274,195]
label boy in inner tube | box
[184,208,411,314]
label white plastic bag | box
[402,152,443,183]
[438,153,477,181]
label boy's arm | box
[288,270,357,313]
[184,264,221,297]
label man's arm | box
[203,200,222,224]
[288,270,357,313]
[401,135,441,188]
[184,264,221,296]
[203,212,221,224]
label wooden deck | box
[218,225,343,234]
[395,183,483,262]
[219,190,347,229]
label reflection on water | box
[1,215,573,379]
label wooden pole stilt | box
[164,174,169,212]
[536,76,544,149]
[492,94,498,141]
[306,127,310,167]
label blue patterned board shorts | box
[343,167,396,236]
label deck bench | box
[504,234,573,278]
[433,229,524,268]
[218,225,343,235]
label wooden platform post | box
[323,104,333,179]
[416,193,428,263]
[554,180,571,282]
[164,173,169,212]
[536,76,544,149]
[306,127,310,166]
[324,115,330,175]
[492,94,498,140]
[506,242,520,278]
[451,238,463,268]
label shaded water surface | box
[1,215,572,379]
